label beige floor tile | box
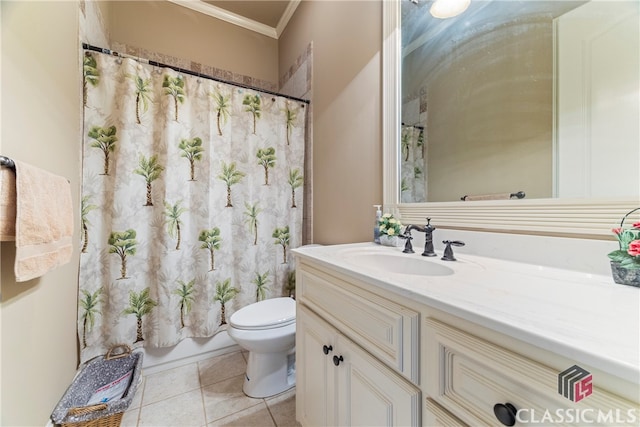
[138,388,205,427]
[210,401,276,427]
[198,351,247,388]
[127,376,145,410]
[120,407,140,427]
[266,388,299,427]
[202,374,263,423]
[142,363,200,405]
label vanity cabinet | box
[297,305,421,426]
[294,245,639,427]
[422,318,638,427]
[296,262,421,427]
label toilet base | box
[243,350,296,398]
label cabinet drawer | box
[425,398,467,427]
[298,263,420,383]
[423,318,637,427]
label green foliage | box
[288,169,303,208]
[214,278,239,305]
[252,271,270,302]
[80,287,103,348]
[164,201,187,239]
[134,154,164,183]
[83,54,100,86]
[88,125,118,175]
[108,229,138,256]
[174,279,195,328]
[243,94,262,134]
[284,107,296,145]
[178,137,204,162]
[401,178,408,193]
[212,91,231,135]
[80,288,102,329]
[244,202,262,245]
[273,226,290,263]
[198,227,222,250]
[218,161,245,207]
[256,147,276,185]
[122,288,157,317]
[88,125,118,150]
[608,217,640,270]
[163,75,186,121]
[179,137,204,180]
[378,214,402,236]
[127,73,153,124]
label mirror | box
[382,0,639,238]
[399,0,639,203]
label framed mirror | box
[383,0,639,238]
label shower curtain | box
[400,125,426,203]
[79,51,306,362]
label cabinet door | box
[335,334,421,427]
[296,304,337,427]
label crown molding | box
[276,0,300,38]
[168,0,299,39]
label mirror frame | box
[383,0,638,240]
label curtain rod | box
[401,123,424,130]
[82,43,310,105]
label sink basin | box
[343,252,454,276]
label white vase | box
[380,234,402,247]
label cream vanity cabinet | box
[421,318,638,427]
[294,248,639,427]
[295,261,421,427]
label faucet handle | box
[441,240,465,261]
[402,228,415,253]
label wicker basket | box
[51,345,143,427]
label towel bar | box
[0,155,15,170]
[461,191,525,201]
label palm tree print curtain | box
[79,51,306,362]
[400,125,426,203]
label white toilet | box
[227,297,296,398]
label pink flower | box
[633,222,640,229]
[628,240,640,257]
[612,227,623,235]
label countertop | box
[293,242,640,383]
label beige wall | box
[279,1,383,244]
[108,1,279,86]
[0,1,82,425]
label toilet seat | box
[230,297,296,330]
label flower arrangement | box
[378,213,403,236]
[608,208,640,270]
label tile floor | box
[121,350,299,427]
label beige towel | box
[13,160,73,282]
[0,167,17,240]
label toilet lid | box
[230,297,296,330]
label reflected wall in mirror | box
[401,0,639,203]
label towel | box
[13,160,73,282]
[0,167,17,240]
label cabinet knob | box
[322,345,333,355]
[333,355,344,366]
[493,403,518,426]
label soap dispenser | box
[373,205,382,244]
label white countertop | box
[293,242,640,383]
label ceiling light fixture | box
[430,0,471,19]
